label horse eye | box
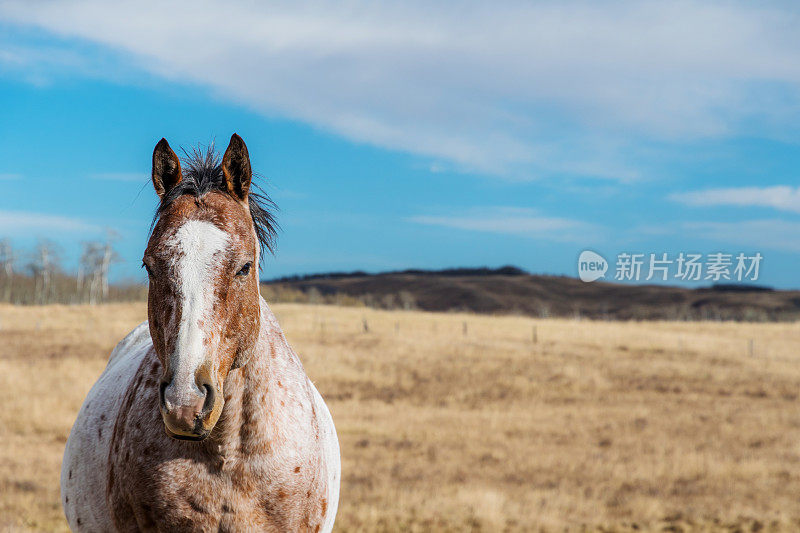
[236,262,252,277]
[142,261,154,277]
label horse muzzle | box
[159,378,220,440]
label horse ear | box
[152,138,182,199]
[221,133,252,201]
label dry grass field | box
[1,302,800,531]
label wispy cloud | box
[2,1,800,179]
[682,219,800,253]
[0,173,22,180]
[409,207,600,243]
[670,186,800,214]
[0,210,102,234]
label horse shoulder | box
[253,305,341,532]
[309,380,340,533]
[277,350,341,531]
[61,321,152,532]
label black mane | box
[152,144,278,258]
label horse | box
[60,134,340,532]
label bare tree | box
[31,240,61,304]
[398,290,416,310]
[80,242,103,304]
[79,231,120,304]
[101,230,121,300]
[76,255,84,298]
[381,293,396,309]
[0,239,13,302]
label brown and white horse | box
[60,134,340,531]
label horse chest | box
[109,451,326,532]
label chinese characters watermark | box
[578,251,763,283]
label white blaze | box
[165,219,229,405]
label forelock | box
[150,143,279,262]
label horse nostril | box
[200,383,214,416]
[159,381,169,410]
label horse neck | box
[203,297,287,457]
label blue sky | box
[1,1,799,288]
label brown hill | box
[264,266,800,321]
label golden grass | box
[1,303,800,531]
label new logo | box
[578,250,608,282]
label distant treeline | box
[0,238,419,309]
[0,271,146,305]
[0,272,413,310]
[267,265,529,283]
[4,250,797,323]
[0,238,145,305]
[259,284,417,310]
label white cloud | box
[670,186,800,214]
[683,219,800,253]
[2,1,800,178]
[409,207,599,242]
[0,210,102,234]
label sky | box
[0,1,799,288]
